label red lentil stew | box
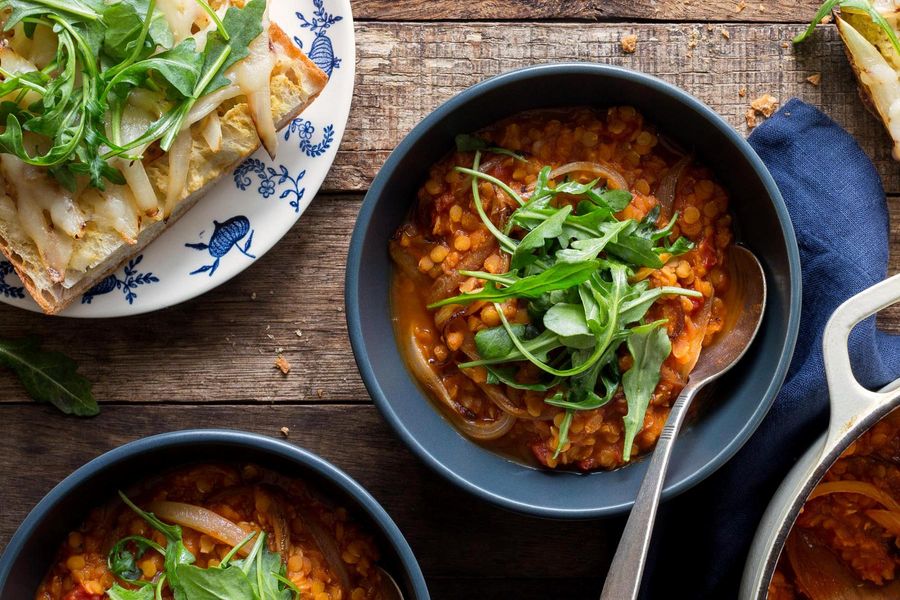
[389,107,734,471]
[769,408,900,599]
[36,464,387,600]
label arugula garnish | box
[794,0,900,58]
[620,321,671,461]
[0,337,97,416]
[109,492,300,600]
[0,0,266,189]
[436,144,702,461]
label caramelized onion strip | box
[147,500,255,557]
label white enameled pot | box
[741,272,900,598]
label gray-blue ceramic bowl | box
[346,63,801,519]
[0,429,429,599]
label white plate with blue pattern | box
[0,0,354,317]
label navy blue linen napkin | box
[641,98,900,598]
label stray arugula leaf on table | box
[0,337,97,416]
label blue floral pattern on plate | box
[0,0,353,316]
[284,119,335,158]
[295,0,343,77]
[233,160,306,213]
[233,3,340,209]
[185,216,256,276]
[82,255,159,305]
[0,261,25,299]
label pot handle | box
[822,273,900,450]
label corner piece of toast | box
[0,22,328,314]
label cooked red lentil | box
[36,464,385,600]
[390,107,733,471]
[769,408,900,599]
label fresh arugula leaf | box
[173,564,255,599]
[556,221,630,263]
[510,205,571,269]
[462,329,564,368]
[485,365,560,391]
[475,323,531,360]
[794,0,900,59]
[596,188,633,212]
[542,303,590,339]
[244,543,292,600]
[619,285,701,325]
[108,535,164,581]
[454,133,526,162]
[102,0,170,62]
[0,337,97,416]
[106,39,202,100]
[621,322,672,461]
[1,0,100,31]
[428,260,600,308]
[119,492,181,542]
[553,409,574,459]
[108,584,155,600]
[195,0,264,96]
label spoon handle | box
[599,385,698,600]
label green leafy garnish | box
[434,143,702,461]
[109,493,300,600]
[794,0,900,58]
[108,584,155,600]
[0,0,265,189]
[621,322,672,461]
[455,133,526,162]
[0,337,97,416]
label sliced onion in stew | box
[808,480,900,513]
[655,154,692,219]
[548,161,628,191]
[147,500,256,556]
[296,506,353,594]
[785,529,900,600]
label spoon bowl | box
[378,566,406,600]
[600,245,767,600]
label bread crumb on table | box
[274,354,291,375]
[279,426,290,438]
[739,87,746,98]
[806,73,822,86]
[621,34,637,54]
[720,28,730,40]
[736,0,746,12]
[751,93,780,117]
[745,93,780,129]
[745,108,758,129]
[687,29,699,51]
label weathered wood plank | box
[0,404,615,581]
[323,22,900,195]
[0,196,368,404]
[1,193,897,403]
[352,0,824,24]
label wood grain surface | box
[352,0,824,23]
[1,2,899,598]
[325,21,899,194]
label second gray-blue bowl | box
[0,430,429,599]
[346,63,801,519]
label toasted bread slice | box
[0,23,327,314]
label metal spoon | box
[377,565,406,600]
[600,245,767,600]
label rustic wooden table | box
[2,1,899,598]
